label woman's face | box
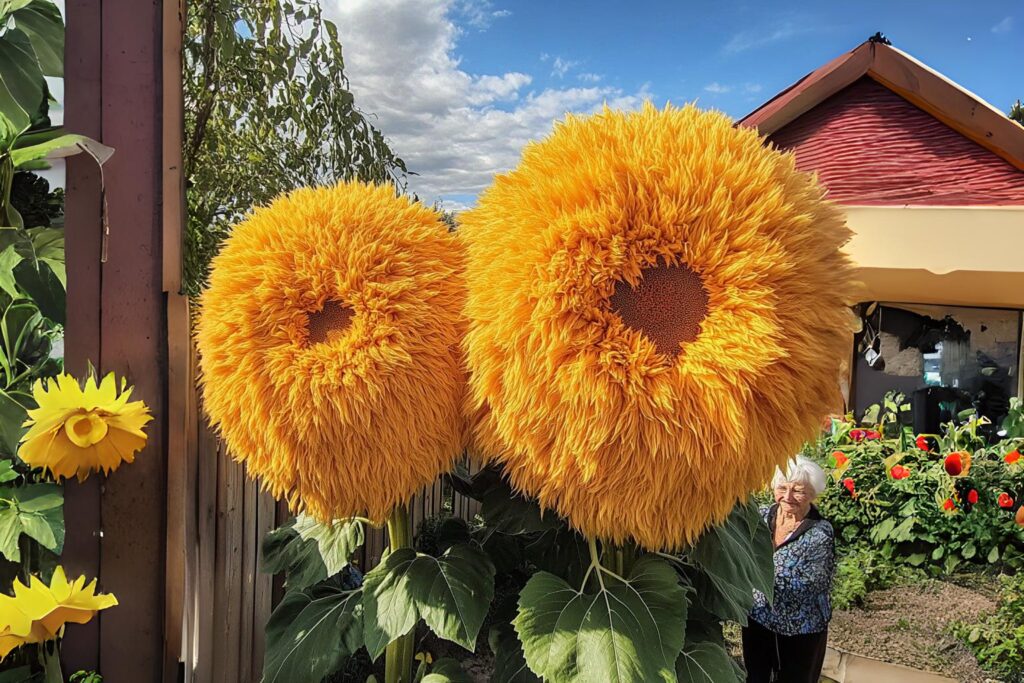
[774,481,813,518]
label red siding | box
[768,78,1024,205]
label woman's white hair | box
[771,455,827,499]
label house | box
[740,37,1024,433]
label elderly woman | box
[744,456,835,683]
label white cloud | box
[992,16,1013,34]
[550,56,579,78]
[578,72,602,83]
[325,0,649,204]
[703,82,731,94]
[453,0,511,30]
[724,22,807,54]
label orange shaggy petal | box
[197,182,467,523]
[461,104,859,550]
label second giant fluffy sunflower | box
[462,104,858,550]
[197,182,465,523]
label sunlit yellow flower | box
[0,566,117,659]
[197,182,466,523]
[462,104,858,550]
[19,373,152,481]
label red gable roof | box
[739,40,1024,205]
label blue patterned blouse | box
[749,504,835,636]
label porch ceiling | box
[842,206,1024,309]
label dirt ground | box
[828,576,999,683]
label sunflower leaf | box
[675,637,743,683]
[685,502,774,623]
[422,658,474,683]
[261,516,365,591]
[292,514,364,577]
[0,482,63,561]
[362,543,495,659]
[261,582,363,683]
[261,519,327,590]
[489,623,541,683]
[514,556,689,683]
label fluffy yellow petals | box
[461,104,858,550]
[19,373,152,481]
[196,181,466,524]
[0,566,117,660]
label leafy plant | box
[952,572,1024,682]
[811,394,1024,574]
[260,464,772,683]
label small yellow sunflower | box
[19,373,152,481]
[196,181,466,523]
[0,566,117,659]
[461,104,858,550]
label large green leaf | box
[0,483,63,561]
[489,624,541,683]
[0,244,20,298]
[0,389,29,457]
[514,556,689,683]
[0,28,44,133]
[293,514,364,576]
[675,640,743,683]
[0,226,65,288]
[261,516,363,590]
[13,258,62,323]
[12,131,114,170]
[686,503,774,623]
[421,658,473,683]
[362,543,495,659]
[261,583,363,683]
[0,459,17,483]
[10,0,63,77]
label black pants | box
[742,620,828,683]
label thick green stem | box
[384,503,414,683]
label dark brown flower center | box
[609,263,709,357]
[306,300,353,345]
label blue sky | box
[329,0,1022,210]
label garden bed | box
[828,576,998,682]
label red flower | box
[849,429,867,442]
[842,477,856,494]
[998,493,1015,509]
[916,435,930,452]
[1006,450,1021,465]
[890,465,910,480]
[967,489,979,505]
[832,451,849,467]
[943,498,956,511]
[865,429,881,440]
[944,451,971,477]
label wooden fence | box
[178,336,481,681]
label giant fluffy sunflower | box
[461,104,858,550]
[197,182,465,523]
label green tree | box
[1010,100,1023,126]
[183,0,407,295]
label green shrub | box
[831,546,924,611]
[952,572,1024,682]
[809,394,1024,573]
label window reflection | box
[853,304,1021,438]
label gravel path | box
[828,577,998,683]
